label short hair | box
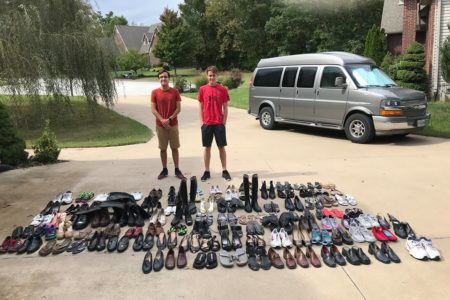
[158,69,170,78]
[206,66,218,74]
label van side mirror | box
[335,77,347,88]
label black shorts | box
[201,124,227,147]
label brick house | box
[381,0,450,99]
[113,24,161,66]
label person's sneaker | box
[174,168,186,180]
[157,168,168,180]
[419,236,441,260]
[222,170,231,181]
[406,235,428,260]
[201,171,211,182]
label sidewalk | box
[0,95,449,300]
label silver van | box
[248,52,430,143]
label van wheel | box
[344,113,374,143]
[259,107,276,130]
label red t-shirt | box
[151,87,181,127]
[198,84,230,125]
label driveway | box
[0,89,449,300]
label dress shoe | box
[133,232,144,251]
[88,231,99,251]
[331,244,346,266]
[342,246,360,265]
[381,241,401,263]
[177,246,188,268]
[354,246,371,265]
[268,248,285,269]
[153,249,165,272]
[321,245,336,267]
[294,245,309,268]
[142,250,152,274]
[27,235,43,254]
[368,242,390,264]
[165,248,176,270]
[283,248,297,269]
[306,246,321,268]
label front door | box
[294,66,318,121]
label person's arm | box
[169,101,181,121]
[222,101,228,125]
[199,102,204,125]
[151,101,170,128]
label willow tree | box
[0,0,116,126]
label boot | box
[171,196,183,226]
[188,176,197,215]
[185,204,193,226]
[269,180,276,199]
[179,178,188,208]
[243,174,252,213]
[260,180,268,199]
[251,174,262,212]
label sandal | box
[238,215,248,225]
[209,235,220,252]
[177,224,187,236]
[201,235,211,252]
[190,233,200,253]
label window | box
[345,64,396,88]
[320,67,346,88]
[253,68,283,87]
[282,67,298,87]
[297,67,317,88]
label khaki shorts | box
[156,125,180,150]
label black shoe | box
[153,249,165,271]
[142,250,152,274]
[243,174,252,213]
[251,174,262,213]
[260,181,269,199]
[368,242,390,264]
[222,170,231,181]
[293,196,304,211]
[321,245,336,267]
[268,181,276,199]
[200,171,211,182]
[284,196,295,211]
[175,168,186,180]
[158,168,168,180]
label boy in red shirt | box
[151,70,185,180]
[198,66,231,181]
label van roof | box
[257,51,375,68]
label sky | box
[90,0,184,26]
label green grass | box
[417,102,450,138]
[182,72,251,109]
[1,96,152,148]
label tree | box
[364,25,387,65]
[98,11,128,37]
[153,8,193,74]
[393,42,428,92]
[116,49,148,75]
[0,0,116,114]
[380,52,397,77]
[0,103,28,166]
[440,23,450,84]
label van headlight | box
[380,99,403,116]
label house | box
[381,0,450,100]
[113,24,161,66]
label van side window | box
[297,67,317,88]
[282,67,298,87]
[253,68,283,87]
[320,67,345,88]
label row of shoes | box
[142,247,188,273]
[0,226,43,255]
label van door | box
[251,67,283,117]
[315,66,349,125]
[279,67,298,119]
[294,66,318,121]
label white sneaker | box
[419,237,441,260]
[359,226,376,242]
[336,194,348,206]
[61,191,73,204]
[357,214,372,228]
[224,190,232,201]
[53,192,63,203]
[279,228,293,248]
[207,199,214,213]
[346,194,357,206]
[131,192,143,201]
[406,236,428,260]
[348,223,365,243]
[195,188,204,203]
[164,206,173,216]
[93,193,109,201]
[367,214,380,227]
[215,185,222,194]
[42,214,54,225]
[200,199,207,214]
[31,214,44,226]
[270,229,281,248]
[158,211,166,225]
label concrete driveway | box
[0,93,449,300]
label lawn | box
[1,96,152,148]
[417,102,450,138]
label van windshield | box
[345,64,396,88]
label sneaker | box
[222,170,231,181]
[406,236,428,260]
[359,226,376,242]
[200,200,207,214]
[207,199,214,213]
[158,168,168,180]
[270,229,282,248]
[419,237,441,260]
[201,171,211,182]
[174,168,186,180]
[61,191,73,205]
[279,228,293,248]
[195,188,204,203]
[348,223,365,243]
[345,195,357,206]
[321,217,332,230]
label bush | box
[380,53,395,76]
[174,77,187,93]
[392,42,428,92]
[219,69,242,90]
[0,103,28,166]
[32,120,60,164]
[195,76,208,89]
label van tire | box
[344,113,374,143]
[259,107,276,130]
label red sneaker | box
[372,226,389,241]
[381,227,398,241]
[330,208,344,218]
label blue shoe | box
[321,229,332,245]
[311,227,322,244]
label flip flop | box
[234,248,248,266]
[218,250,234,267]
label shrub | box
[194,76,208,89]
[0,103,28,166]
[392,42,428,92]
[363,25,387,66]
[174,77,187,93]
[230,68,243,88]
[32,120,60,164]
[380,53,396,76]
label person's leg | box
[218,147,226,170]
[156,125,169,179]
[214,124,231,181]
[201,125,213,181]
[160,149,168,168]
[169,126,181,168]
[204,147,211,171]
[171,148,179,168]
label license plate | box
[417,119,426,127]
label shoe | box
[380,241,401,263]
[165,248,176,270]
[354,246,371,264]
[377,214,390,229]
[342,246,361,265]
[279,228,293,248]
[387,213,407,239]
[207,199,214,213]
[348,223,365,243]
[268,248,285,269]
[417,236,440,260]
[193,252,207,269]
[157,168,168,180]
[359,226,376,242]
[283,248,297,269]
[321,229,332,245]
[284,196,295,211]
[368,242,390,264]
[222,170,231,181]
[294,245,309,268]
[200,171,211,182]
[153,249,165,272]
[206,251,218,269]
[372,226,389,241]
[268,181,276,199]
[175,168,186,180]
[305,246,321,268]
[270,229,281,248]
[142,250,152,274]
[293,196,304,211]
[331,244,346,266]
[337,226,353,245]
[321,245,336,267]
[260,181,269,199]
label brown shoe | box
[177,246,187,268]
[283,248,297,269]
[112,224,121,237]
[103,224,114,238]
[294,245,309,268]
[165,248,176,270]
[306,246,321,268]
[73,228,93,240]
[99,209,110,227]
[147,223,156,236]
[268,248,285,269]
